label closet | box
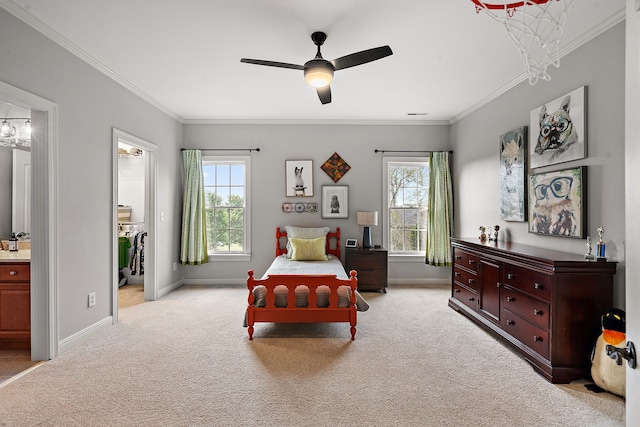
[117,144,145,300]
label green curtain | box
[180,150,208,265]
[426,151,453,266]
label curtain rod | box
[374,149,453,154]
[181,148,260,152]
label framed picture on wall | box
[529,86,587,169]
[528,166,586,238]
[321,185,349,219]
[285,160,313,197]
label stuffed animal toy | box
[590,308,626,397]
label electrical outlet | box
[88,292,96,308]
[173,262,178,271]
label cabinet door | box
[479,259,501,324]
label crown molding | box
[0,0,183,122]
[182,118,450,126]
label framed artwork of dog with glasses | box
[528,166,586,238]
[529,86,586,169]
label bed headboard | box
[275,227,341,258]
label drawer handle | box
[507,273,515,280]
[468,278,475,284]
[533,336,543,342]
[506,320,515,326]
[454,289,460,293]
[506,296,514,302]
[454,272,461,277]
[9,270,17,276]
[468,297,475,302]
[534,283,544,290]
[533,309,543,316]
[468,259,475,265]
[455,255,462,260]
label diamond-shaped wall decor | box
[321,152,351,183]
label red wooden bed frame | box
[246,227,358,340]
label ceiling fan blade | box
[331,46,393,71]
[316,86,331,104]
[240,58,304,70]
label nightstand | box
[345,248,388,293]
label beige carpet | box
[0,350,38,385]
[0,285,625,426]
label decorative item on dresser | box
[345,247,388,293]
[448,238,617,384]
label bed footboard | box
[246,270,358,340]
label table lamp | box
[356,211,378,249]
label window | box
[203,156,251,259]
[383,157,429,255]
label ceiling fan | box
[240,32,393,105]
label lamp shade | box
[356,211,378,226]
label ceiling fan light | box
[304,60,334,88]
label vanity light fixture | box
[0,118,32,147]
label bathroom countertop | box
[0,250,31,262]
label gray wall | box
[0,8,184,342]
[450,22,626,306]
[182,123,451,285]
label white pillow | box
[284,226,330,258]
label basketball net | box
[472,0,575,85]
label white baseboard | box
[158,279,184,298]
[180,278,246,286]
[59,316,113,353]
[388,278,450,287]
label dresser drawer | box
[502,287,549,330]
[453,249,478,272]
[0,264,30,282]
[502,265,551,301]
[453,265,478,291]
[452,283,478,311]
[502,311,550,359]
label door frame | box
[0,80,58,361]
[112,128,157,322]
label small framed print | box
[345,238,358,248]
[285,160,313,197]
[321,185,349,219]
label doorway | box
[0,80,58,362]
[112,128,157,322]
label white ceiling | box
[0,0,626,123]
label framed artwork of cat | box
[529,86,586,169]
[285,160,313,197]
[528,166,586,238]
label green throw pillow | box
[289,236,328,261]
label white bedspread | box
[262,254,349,279]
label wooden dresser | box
[345,248,388,292]
[0,261,31,350]
[449,238,616,383]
